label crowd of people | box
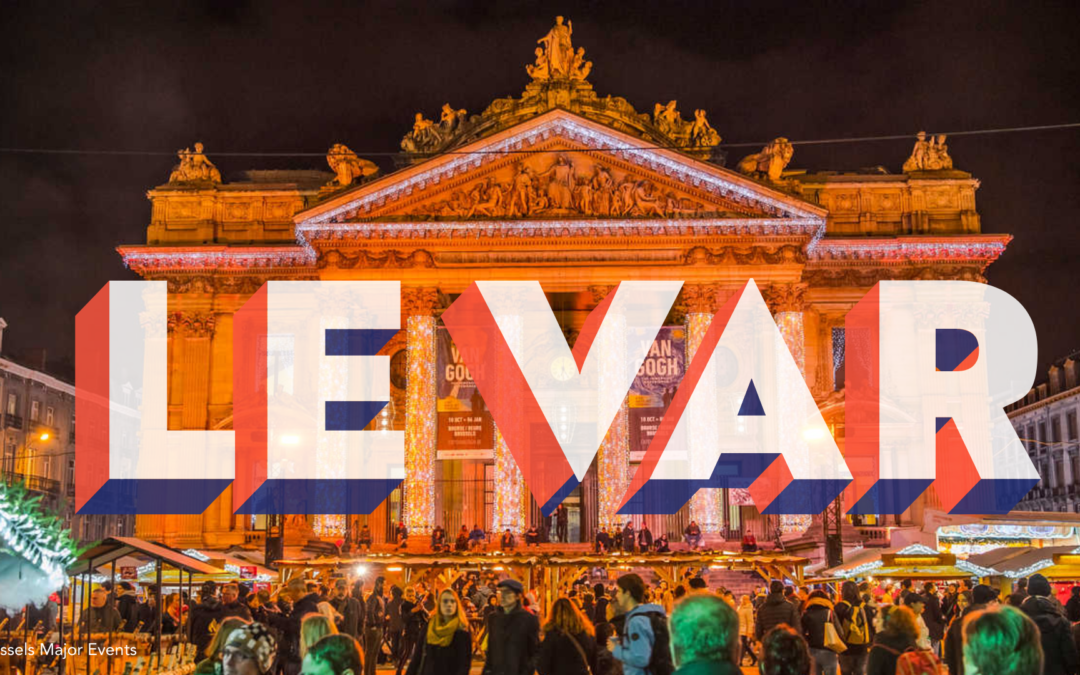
[23,568,1080,675]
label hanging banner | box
[628,326,686,462]
[437,327,494,459]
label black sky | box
[1,1,1078,383]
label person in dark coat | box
[115,582,140,632]
[221,582,253,623]
[919,582,945,653]
[1066,586,1080,623]
[331,579,362,639]
[188,582,222,659]
[801,590,837,675]
[637,524,653,552]
[622,523,636,553]
[756,580,801,640]
[866,605,919,675]
[538,597,597,675]
[1020,573,1079,675]
[364,577,388,675]
[556,504,569,544]
[405,589,470,675]
[482,579,539,675]
[944,583,998,675]
[278,577,321,675]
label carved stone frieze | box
[683,244,806,266]
[802,265,987,287]
[762,283,808,313]
[317,249,436,270]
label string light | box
[493,314,525,534]
[404,314,437,535]
[1005,559,1055,579]
[687,311,721,533]
[0,481,77,596]
[597,304,629,532]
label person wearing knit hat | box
[1020,574,1078,675]
[223,623,278,675]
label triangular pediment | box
[297,109,825,229]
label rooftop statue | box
[529,16,591,82]
[903,131,954,172]
[168,142,222,184]
[326,144,378,188]
[738,138,795,182]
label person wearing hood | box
[1021,573,1079,675]
[756,580,801,641]
[608,573,670,675]
[801,590,837,675]
[944,583,998,675]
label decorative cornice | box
[684,244,806,266]
[298,217,824,244]
[806,237,1008,264]
[802,264,988,287]
[118,245,316,273]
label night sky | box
[2,1,1078,384]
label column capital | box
[588,284,618,305]
[680,283,721,315]
[762,282,808,314]
[401,286,441,315]
[170,311,217,338]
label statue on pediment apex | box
[169,141,222,184]
[529,17,590,82]
[738,137,795,182]
[326,144,378,188]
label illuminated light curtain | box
[767,283,808,535]
[592,285,631,533]
[404,288,439,535]
[315,307,348,538]
[494,314,525,534]
[684,284,722,534]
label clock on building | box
[390,349,408,390]
[551,355,576,381]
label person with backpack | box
[607,573,673,675]
[538,597,597,675]
[834,581,871,675]
[867,605,943,675]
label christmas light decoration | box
[897,544,939,555]
[597,304,630,532]
[1005,559,1055,579]
[956,559,997,577]
[404,314,437,534]
[493,314,525,534]
[0,481,78,611]
[686,311,721,533]
[837,560,884,578]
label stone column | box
[683,284,723,534]
[402,287,440,535]
[495,313,526,535]
[765,283,809,535]
[591,285,631,533]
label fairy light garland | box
[686,311,722,533]
[404,313,437,535]
[1005,559,1055,579]
[493,314,525,534]
[597,307,630,533]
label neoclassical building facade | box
[120,20,1006,550]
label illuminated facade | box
[118,20,1005,551]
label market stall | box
[823,544,990,582]
[967,545,1080,601]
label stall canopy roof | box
[967,545,1079,578]
[68,536,224,577]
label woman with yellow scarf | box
[404,588,472,675]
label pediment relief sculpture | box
[392,152,743,220]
